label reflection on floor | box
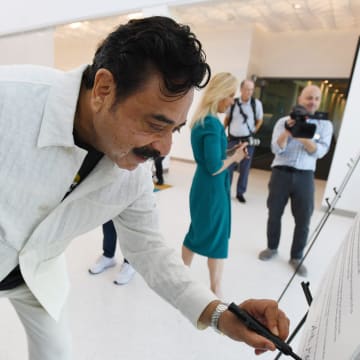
[153,182,172,192]
[0,160,355,359]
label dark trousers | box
[102,221,129,263]
[102,220,117,258]
[227,139,255,196]
[266,167,314,259]
[154,156,164,183]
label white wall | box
[248,28,358,78]
[0,29,54,66]
[323,44,360,215]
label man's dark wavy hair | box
[82,16,211,101]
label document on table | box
[298,214,360,360]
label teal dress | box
[183,114,231,259]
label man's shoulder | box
[317,119,333,133]
[309,118,332,128]
[0,64,86,87]
[253,97,262,105]
[232,97,240,106]
[203,114,221,127]
[0,65,60,83]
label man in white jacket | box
[0,16,289,359]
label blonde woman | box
[182,72,247,297]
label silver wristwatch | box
[210,302,228,334]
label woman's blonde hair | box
[189,72,238,128]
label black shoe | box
[236,194,246,203]
[156,179,164,185]
[258,248,278,261]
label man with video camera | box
[258,85,333,276]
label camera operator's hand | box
[278,119,317,153]
[286,118,296,128]
[285,117,317,153]
[295,137,317,153]
[276,118,294,149]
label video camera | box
[285,105,322,138]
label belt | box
[273,166,312,173]
[228,134,251,142]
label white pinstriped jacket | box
[0,64,216,323]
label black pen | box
[227,303,302,360]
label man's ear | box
[91,69,116,112]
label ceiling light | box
[293,4,301,9]
[68,22,83,29]
[127,12,143,20]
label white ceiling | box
[56,0,360,38]
[173,0,360,32]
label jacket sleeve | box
[112,169,217,327]
[200,118,224,175]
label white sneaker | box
[114,262,135,285]
[88,255,116,274]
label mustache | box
[132,146,161,160]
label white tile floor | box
[0,160,355,359]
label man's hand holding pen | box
[217,299,290,356]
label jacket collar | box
[37,65,88,149]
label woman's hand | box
[231,142,248,163]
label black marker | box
[228,303,302,360]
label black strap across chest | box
[0,134,103,291]
[228,97,257,137]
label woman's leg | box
[182,245,195,266]
[207,258,224,297]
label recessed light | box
[127,12,143,20]
[68,22,83,29]
[293,3,302,9]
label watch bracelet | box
[210,302,229,334]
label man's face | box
[240,80,254,102]
[90,70,193,170]
[298,86,321,115]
